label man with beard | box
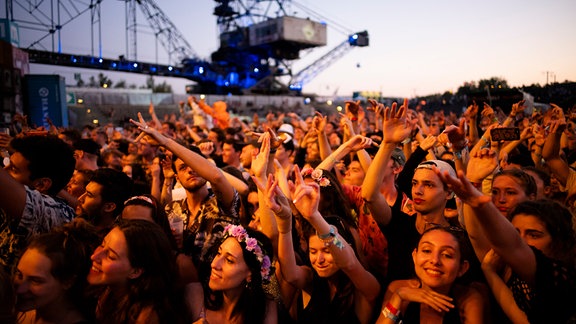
[76,168,134,235]
[130,116,240,279]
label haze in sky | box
[19,0,576,98]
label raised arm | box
[362,99,412,225]
[148,101,163,130]
[542,119,570,185]
[131,113,236,208]
[255,173,313,289]
[291,165,381,307]
[312,112,332,161]
[437,169,538,284]
[316,135,374,172]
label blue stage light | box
[111,62,117,68]
[133,63,138,68]
[98,58,103,63]
[168,66,173,71]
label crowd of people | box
[0,94,575,323]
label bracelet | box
[382,303,401,323]
[278,228,292,234]
[329,155,337,164]
[351,117,358,121]
[453,150,463,160]
[317,225,336,240]
[317,225,344,249]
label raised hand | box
[345,135,375,152]
[481,103,495,119]
[510,100,526,116]
[419,135,437,151]
[290,165,320,219]
[197,141,215,157]
[443,118,468,150]
[311,111,327,133]
[466,148,498,183]
[253,174,292,221]
[251,133,270,180]
[464,101,479,120]
[435,168,491,208]
[550,103,565,121]
[382,99,412,144]
[339,114,354,137]
[161,152,175,179]
[345,100,362,117]
[130,112,167,146]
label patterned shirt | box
[165,189,240,266]
[342,184,389,279]
[0,186,76,271]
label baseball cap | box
[277,123,294,144]
[416,159,456,179]
[391,148,406,167]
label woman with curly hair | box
[88,219,187,323]
[187,224,277,323]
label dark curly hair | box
[509,199,576,265]
[10,135,75,195]
[204,227,274,324]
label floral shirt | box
[165,189,240,266]
[0,186,75,271]
[342,184,389,279]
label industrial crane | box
[12,0,368,95]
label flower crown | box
[301,168,331,187]
[223,224,272,282]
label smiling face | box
[308,235,339,278]
[209,238,251,292]
[76,182,106,222]
[14,248,68,312]
[87,227,140,287]
[491,175,530,218]
[412,229,468,292]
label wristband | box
[351,117,358,121]
[453,146,468,160]
[317,225,344,249]
[382,303,401,323]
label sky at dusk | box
[14,0,576,98]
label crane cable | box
[290,0,354,36]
